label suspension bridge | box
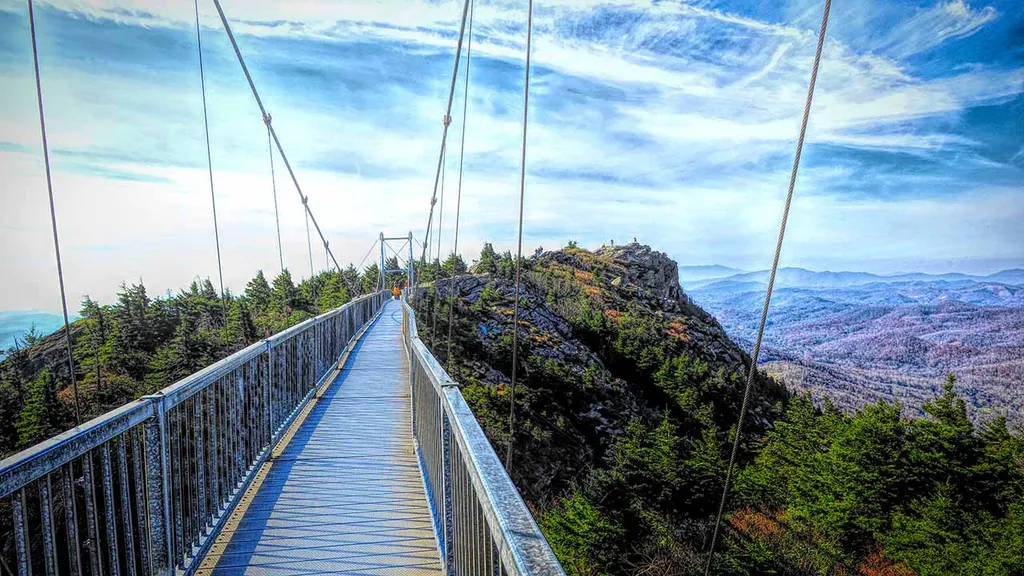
[0,0,834,573]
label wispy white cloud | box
[876,0,998,58]
[0,0,1021,313]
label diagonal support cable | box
[419,0,472,269]
[27,0,80,425]
[431,146,447,345]
[194,0,228,325]
[446,0,475,372]
[703,0,832,573]
[304,199,316,311]
[506,0,534,472]
[211,0,343,275]
[265,115,284,273]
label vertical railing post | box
[266,340,274,448]
[142,395,173,576]
[442,410,455,574]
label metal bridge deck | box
[203,300,442,575]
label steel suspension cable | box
[265,116,284,272]
[703,1,832,573]
[431,146,447,345]
[506,0,534,472]
[446,0,475,373]
[418,0,472,269]
[194,0,227,324]
[27,0,80,425]
[211,0,343,275]
[357,238,380,270]
[304,204,316,311]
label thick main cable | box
[506,0,534,472]
[27,0,80,425]
[703,1,832,573]
[211,0,343,274]
[446,0,475,372]
[194,0,227,324]
[418,0,472,268]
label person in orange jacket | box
[392,284,401,299]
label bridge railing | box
[0,291,386,576]
[401,301,565,576]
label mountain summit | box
[417,240,786,510]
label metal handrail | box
[401,300,565,576]
[0,291,387,576]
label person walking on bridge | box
[392,284,401,299]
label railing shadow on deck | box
[193,307,445,573]
[0,291,387,576]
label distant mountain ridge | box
[676,264,747,282]
[684,265,1024,423]
[681,266,1024,290]
[0,311,72,355]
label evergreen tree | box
[442,253,468,276]
[79,296,108,393]
[110,281,152,381]
[246,270,273,316]
[315,271,350,311]
[226,298,257,349]
[497,250,515,279]
[341,264,360,295]
[362,263,381,294]
[384,256,404,290]
[271,270,300,311]
[476,243,498,274]
[17,370,57,448]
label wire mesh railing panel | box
[411,355,446,556]
[0,413,154,576]
[0,292,385,576]
[401,301,565,576]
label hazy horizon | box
[3,253,1023,317]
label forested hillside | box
[0,257,423,457]
[416,242,1024,576]
[3,241,1021,576]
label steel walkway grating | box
[203,301,442,575]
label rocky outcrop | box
[594,242,683,303]
[415,243,788,500]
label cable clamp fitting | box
[302,196,308,205]
[443,114,452,127]
[263,113,272,126]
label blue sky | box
[0,0,1022,312]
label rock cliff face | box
[594,243,683,303]
[416,243,787,501]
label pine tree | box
[362,263,381,294]
[384,256,403,290]
[476,243,498,274]
[17,370,57,448]
[341,264,360,295]
[110,281,152,381]
[80,296,108,393]
[271,270,299,312]
[246,270,273,316]
[226,299,257,349]
[442,253,467,276]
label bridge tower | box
[379,231,415,291]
